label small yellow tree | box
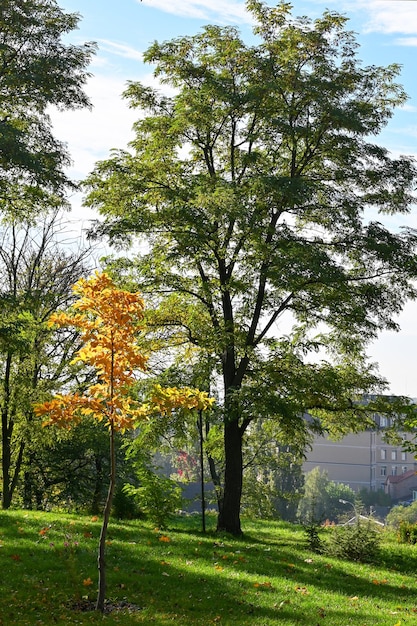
[34,271,213,612]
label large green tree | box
[0,0,95,212]
[85,1,417,534]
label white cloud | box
[395,36,417,47]
[358,0,417,35]
[49,74,137,180]
[400,103,417,113]
[97,39,143,62]
[138,0,249,24]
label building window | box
[381,449,386,460]
[391,450,397,461]
[380,416,389,427]
[402,466,408,474]
[392,466,397,476]
[402,452,407,461]
[380,466,387,476]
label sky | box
[51,0,417,397]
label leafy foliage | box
[297,467,357,523]
[0,0,96,209]
[241,424,304,521]
[398,521,417,545]
[85,1,417,534]
[0,212,92,509]
[124,465,182,529]
[303,519,324,554]
[386,501,417,530]
[326,521,381,563]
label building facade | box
[303,416,417,500]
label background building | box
[303,414,417,501]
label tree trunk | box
[96,423,116,613]
[1,354,12,509]
[216,418,243,535]
[91,454,104,515]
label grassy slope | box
[0,510,416,625]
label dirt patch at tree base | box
[69,598,142,614]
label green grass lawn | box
[0,510,416,625]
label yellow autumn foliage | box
[34,272,213,431]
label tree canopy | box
[84,1,417,534]
[0,211,92,509]
[0,0,96,213]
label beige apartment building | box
[303,416,417,501]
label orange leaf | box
[83,577,93,586]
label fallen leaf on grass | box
[11,554,21,561]
[295,586,309,595]
[159,535,170,543]
[83,578,93,587]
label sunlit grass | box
[0,510,416,625]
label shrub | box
[326,521,381,563]
[303,520,324,553]
[124,466,183,529]
[386,501,417,530]
[112,484,141,519]
[398,521,417,544]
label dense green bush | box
[326,521,381,563]
[124,465,183,528]
[386,501,417,530]
[112,484,142,519]
[398,521,417,544]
